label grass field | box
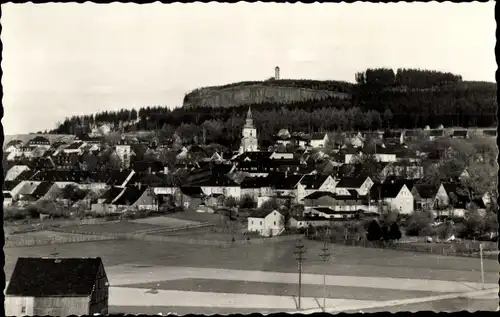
[5,238,499,285]
[54,221,166,234]
[6,230,99,242]
[129,216,201,227]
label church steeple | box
[245,106,254,127]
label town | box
[3,2,497,316]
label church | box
[239,107,259,154]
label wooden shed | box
[6,257,109,316]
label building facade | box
[239,107,259,154]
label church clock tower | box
[239,107,259,154]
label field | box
[54,221,167,234]
[5,216,498,313]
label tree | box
[223,196,239,209]
[366,220,383,241]
[405,211,433,236]
[383,109,393,128]
[239,195,256,209]
[388,222,402,240]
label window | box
[274,221,276,225]
[251,220,253,225]
[260,221,262,225]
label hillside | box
[183,80,352,108]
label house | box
[288,214,331,229]
[5,165,31,181]
[4,139,23,152]
[428,129,445,141]
[307,207,359,220]
[267,172,304,199]
[302,191,337,207]
[247,209,285,237]
[335,176,373,196]
[63,141,87,154]
[451,130,468,139]
[380,162,424,180]
[310,133,329,148]
[175,186,205,210]
[290,134,309,148]
[342,147,361,164]
[5,257,109,316]
[345,132,364,148]
[27,136,51,149]
[203,193,225,208]
[240,176,271,201]
[383,130,404,145]
[411,184,438,211]
[106,169,136,187]
[52,152,81,170]
[295,174,336,202]
[188,175,241,198]
[403,130,424,142]
[92,185,157,213]
[370,183,414,215]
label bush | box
[4,207,29,221]
[405,211,433,236]
[388,222,402,240]
[366,220,382,241]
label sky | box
[2,2,496,135]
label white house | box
[371,183,414,215]
[247,209,285,237]
[296,175,336,202]
[310,133,329,148]
[335,176,374,196]
[345,132,364,148]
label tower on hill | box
[275,66,280,80]
[239,107,259,154]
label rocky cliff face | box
[183,85,350,108]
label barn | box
[5,257,109,316]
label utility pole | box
[319,240,331,312]
[293,239,307,310]
[479,243,485,289]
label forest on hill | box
[51,68,497,149]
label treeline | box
[355,68,463,88]
[52,68,497,141]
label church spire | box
[245,106,254,127]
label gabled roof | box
[383,178,416,191]
[299,174,330,190]
[64,141,84,150]
[100,186,125,203]
[6,139,23,147]
[336,176,368,188]
[303,191,336,200]
[106,170,134,186]
[113,186,149,206]
[413,184,438,199]
[6,257,104,297]
[31,170,92,183]
[248,209,279,219]
[28,136,50,144]
[189,175,239,187]
[31,181,55,199]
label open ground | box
[5,217,499,314]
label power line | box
[293,239,307,310]
[319,240,331,312]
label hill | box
[183,79,353,108]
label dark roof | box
[180,186,205,198]
[134,174,168,187]
[441,182,469,199]
[452,130,468,137]
[6,139,23,147]
[234,151,272,162]
[404,130,421,137]
[16,170,39,181]
[7,257,104,297]
[311,207,355,215]
[299,175,330,190]
[303,191,336,200]
[383,178,416,191]
[266,172,304,190]
[3,180,21,191]
[249,209,275,218]
[113,186,148,206]
[413,184,438,199]
[429,129,444,137]
[189,175,238,187]
[32,170,92,183]
[100,186,125,203]
[240,176,270,189]
[28,136,50,144]
[31,182,55,199]
[370,183,405,199]
[64,141,84,150]
[106,170,134,186]
[336,176,367,188]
